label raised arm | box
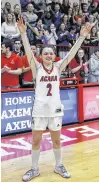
[17,18,37,79]
[59,23,94,73]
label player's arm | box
[59,23,94,74]
[17,18,37,79]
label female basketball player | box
[17,18,94,181]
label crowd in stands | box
[1,0,99,89]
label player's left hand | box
[80,22,95,38]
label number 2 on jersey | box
[47,83,52,96]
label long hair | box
[40,45,56,54]
[5,13,16,25]
[75,48,86,63]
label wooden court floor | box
[1,121,99,182]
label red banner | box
[83,87,99,120]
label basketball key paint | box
[1,121,99,161]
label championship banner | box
[83,86,99,120]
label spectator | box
[69,48,88,83]
[96,13,99,31]
[90,26,99,46]
[13,4,21,21]
[45,23,58,45]
[15,0,99,82]
[88,0,99,15]
[61,0,71,15]
[81,3,90,21]
[3,2,12,17]
[57,23,70,58]
[33,0,46,11]
[13,39,24,87]
[31,19,48,44]
[61,14,70,30]
[22,3,38,43]
[1,13,20,43]
[36,19,45,32]
[1,2,5,24]
[72,2,79,16]
[88,47,99,83]
[75,17,82,36]
[47,0,60,10]
[74,9,85,25]
[67,7,73,21]
[57,23,69,44]
[41,7,54,30]
[20,0,33,12]
[67,26,77,46]
[53,3,63,30]
[88,14,96,24]
[30,45,42,63]
[31,2,45,18]
[22,3,38,23]
[38,29,48,44]
[89,26,99,55]
[1,42,22,89]
[22,45,42,87]
[13,39,24,56]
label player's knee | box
[32,137,41,147]
[52,139,60,147]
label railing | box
[36,44,99,59]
